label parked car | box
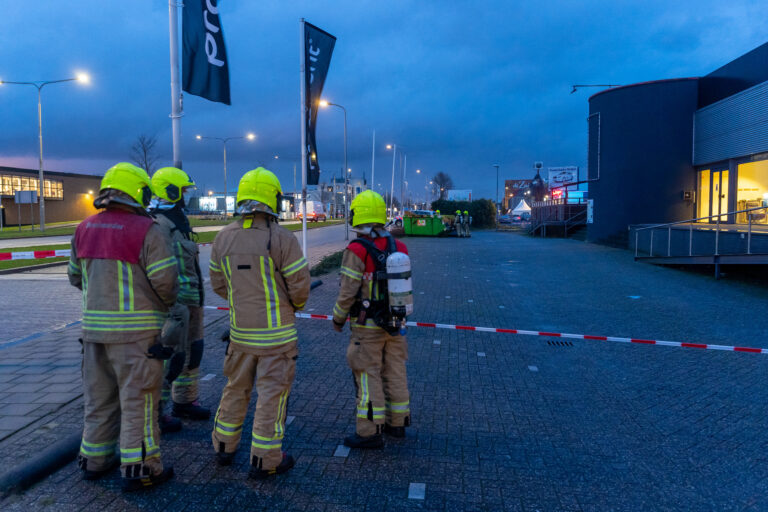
[498,214,512,224]
[511,214,523,222]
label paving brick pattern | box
[2,231,768,510]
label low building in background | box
[503,180,532,211]
[0,166,101,227]
[586,41,768,246]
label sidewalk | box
[2,231,768,510]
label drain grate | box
[547,340,574,347]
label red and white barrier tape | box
[1,241,214,262]
[0,249,71,261]
[203,306,766,355]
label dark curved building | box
[586,42,768,245]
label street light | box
[196,133,255,216]
[492,164,500,215]
[0,72,90,231]
[386,144,405,218]
[319,99,349,240]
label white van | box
[296,201,327,222]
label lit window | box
[737,159,768,224]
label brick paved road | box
[3,230,768,510]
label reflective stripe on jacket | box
[153,214,203,306]
[68,210,179,343]
[209,215,311,354]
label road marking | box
[499,306,505,309]
[528,365,538,372]
[445,296,451,299]
[467,299,473,303]
[408,483,426,500]
[286,416,295,426]
[628,296,642,300]
[433,340,441,345]
[333,445,350,458]
[477,352,486,357]
[200,373,216,381]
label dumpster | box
[403,215,446,236]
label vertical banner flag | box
[304,23,336,185]
[183,0,231,105]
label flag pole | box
[371,130,375,190]
[299,18,308,257]
[168,0,183,169]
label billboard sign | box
[446,189,472,201]
[548,166,578,188]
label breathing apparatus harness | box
[349,231,412,336]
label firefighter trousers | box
[347,328,410,436]
[212,345,297,470]
[80,338,164,479]
[161,305,205,406]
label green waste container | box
[403,216,445,236]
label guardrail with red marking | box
[202,306,766,355]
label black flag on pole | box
[183,0,231,105]
[304,22,336,185]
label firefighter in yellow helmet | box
[332,190,412,449]
[67,163,178,491]
[149,167,210,434]
[455,209,464,237]
[209,168,311,479]
[463,210,471,237]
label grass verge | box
[310,250,343,277]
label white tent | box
[511,200,531,214]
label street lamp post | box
[1,73,90,231]
[196,133,255,216]
[385,144,406,218]
[319,100,349,240]
[492,164,500,215]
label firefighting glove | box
[165,350,186,383]
[159,303,190,348]
[147,342,174,360]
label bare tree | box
[432,172,454,200]
[382,192,401,210]
[130,134,160,174]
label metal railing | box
[633,205,768,258]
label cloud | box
[1,0,767,199]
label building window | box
[0,174,64,199]
[736,159,768,224]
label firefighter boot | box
[159,414,182,434]
[248,452,295,480]
[79,455,119,481]
[383,424,406,438]
[172,400,211,420]
[122,467,175,492]
[344,433,384,449]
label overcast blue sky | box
[1,1,767,201]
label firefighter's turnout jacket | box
[333,234,412,436]
[209,214,311,470]
[153,213,206,404]
[68,207,178,479]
